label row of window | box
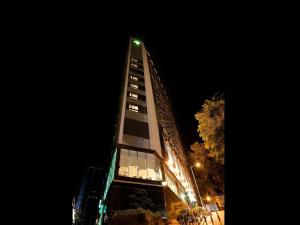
[129,82,145,91]
[119,149,162,181]
[128,92,146,101]
[127,103,147,114]
[130,63,143,70]
[130,74,144,83]
[129,68,144,76]
[165,173,178,195]
[131,57,143,64]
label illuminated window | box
[165,173,178,195]
[146,154,162,181]
[130,75,138,81]
[131,63,138,68]
[130,83,138,89]
[138,152,147,179]
[129,150,138,177]
[119,149,129,176]
[118,149,162,181]
[129,92,138,100]
[129,104,139,112]
[131,58,138,62]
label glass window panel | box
[165,173,178,195]
[129,104,139,112]
[129,150,138,178]
[130,83,138,89]
[130,75,138,81]
[155,156,162,181]
[146,153,156,180]
[129,92,138,100]
[119,149,129,177]
[138,152,147,179]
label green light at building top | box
[133,39,141,46]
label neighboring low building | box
[74,167,106,225]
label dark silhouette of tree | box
[128,189,155,211]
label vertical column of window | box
[129,150,138,177]
[137,152,147,179]
[146,154,156,180]
[155,157,162,180]
[119,149,129,177]
[166,173,178,195]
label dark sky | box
[9,20,285,225]
[53,30,225,196]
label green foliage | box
[189,141,224,195]
[195,94,224,165]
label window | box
[131,63,138,68]
[126,103,147,114]
[138,152,147,179]
[147,154,162,181]
[165,173,178,195]
[129,104,139,112]
[129,150,138,177]
[118,149,162,181]
[129,83,138,89]
[131,58,138,62]
[129,68,144,76]
[131,58,142,63]
[119,149,129,176]
[129,92,138,100]
[130,75,138,81]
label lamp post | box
[206,196,215,225]
[190,163,208,225]
[206,195,222,225]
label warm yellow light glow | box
[162,181,167,186]
[206,196,211,202]
[195,162,201,167]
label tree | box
[128,189,155,211]
[189,141,224,195]
[195,94,224,165]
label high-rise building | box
[99,38,198,224]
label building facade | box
[99,38,197,224]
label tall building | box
[99,38,198,224]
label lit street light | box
[206,196,211,202]
[190,162,208,225]
[206,195,222,225]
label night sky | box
[57,30,225,196]
[9,20,285,225]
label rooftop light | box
[133,39,141,46]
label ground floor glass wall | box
[119,148,162,181]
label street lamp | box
[206,196,211,202]
[206,195,222,225]
[190,162,208,225]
